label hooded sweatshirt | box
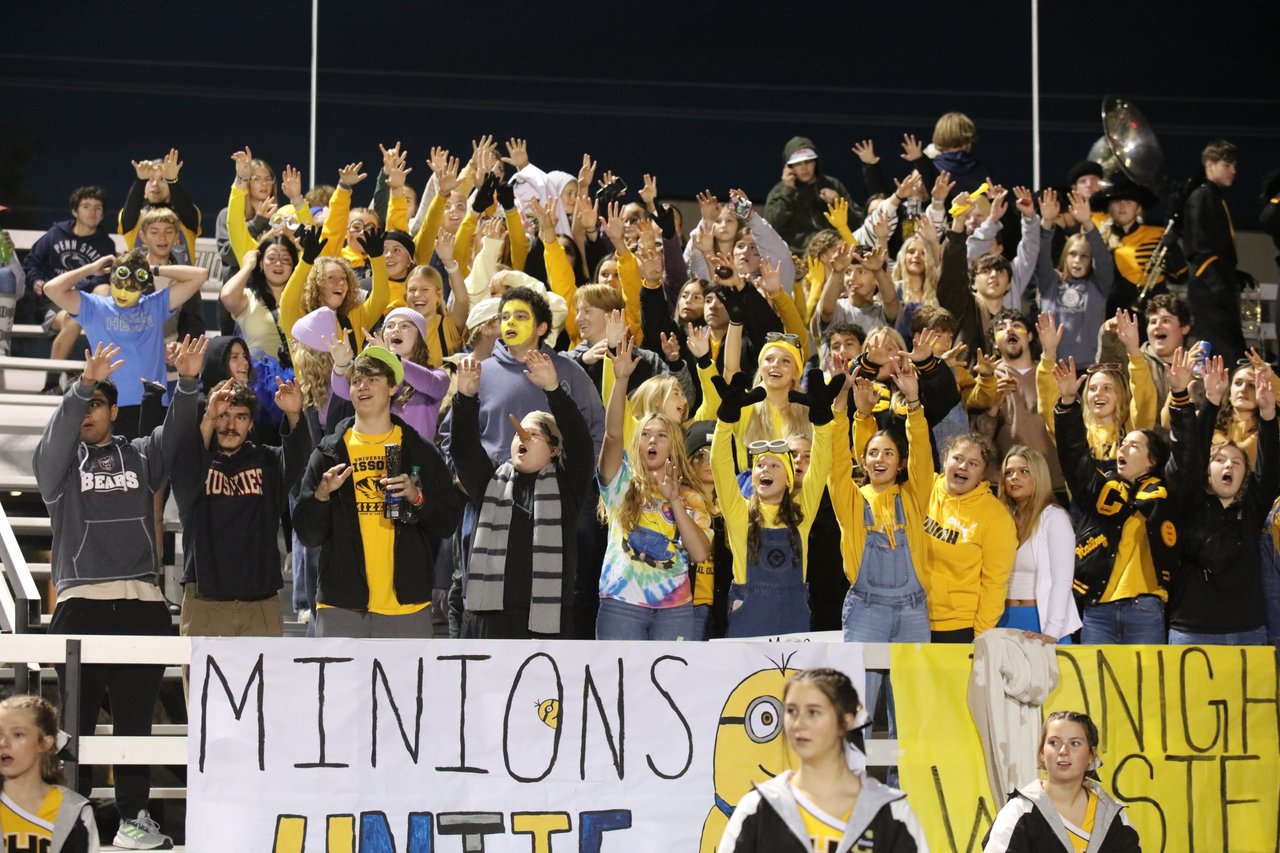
[924,473,1017,632]
[718,769,927,852]
[170,406,313,601]
[764,136,857,253]
[437,341,605,462]
[984,778,1140,853]
[21,219,117,289]
[33,377,197,593]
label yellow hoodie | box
[834,406,932,587]
[1037,351,1156,459]
[923,475,1016,633]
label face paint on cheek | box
[111,285,141,307]
[502,300,536,346]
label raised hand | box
[637,246,664,282]
[686,323,711,359]
[1012,186,1035,218]
[760,257,784,295]
[904,328,941,364]
[604,309,626,349]
[501,138,530,171]
[160,148,184,181]
[255,197,278,221]
[987,189,1008,223]
[523,350,560,391]
[655,458,683,503]
[571,195,598,243]
[728,188,752,219]
[338,161,368,187]
[707,252,741,288]
[611,334,641,380]
[456,355,483,397]
[173,334,208,379]
[639,174,658,209]
[1038,188,1061,224]
[296,225,328,265]
[851,375,880,416]
[601,200,626,247]
[132,158,157,180]
[862,243,889,272]
[528,196,558,243]
[1202,355,1228,405]
[1166,347,1193,394]
[789,368,846,426]
[386,157,413,191]
[281,165,303,201]
[916,213,940,246]
[1054,357,1083,404]
[230,147,253,181]
[435,228,456,265]
[893,170,924,202]
[1036,311,1063,361]
[824,196,850,232]
[659,331,682,363]
[81,342,125,385]
[871,208,893,244]
[1114,309,1141,354]
[379,140,403,172]
[851,140,879,164]
[274,376,303,416]
[696,190,720,224]
[900,133,924,161]
[323,332,355,369]
[1067,191,1092,229]
[356,225,385,258]
[314,463,354,501]
[891,358,920,403]
[577,153,597,190]
[828,242,855,274]
[974,348,997,377]
[710,371,766,423]
[931,170,956,203]
[204,385,234,424]
[941,341,969,370]
[91,254,117,277]
[1257,370,1276,421]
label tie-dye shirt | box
[598,455,693,608]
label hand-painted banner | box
[186,638,865,853]
[894,643,1280,853]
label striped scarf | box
[467,461,564,634]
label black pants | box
[49,597,172,817]
[931,627,975,644]
[1187,265,1246,367]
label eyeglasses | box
[765,332,800,346]
[112,265,151,291]
[270,212,300,230]
[249,175,275,184]
[691,447,711,463]
[347,221,374,234]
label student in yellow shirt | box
[294,349,464,637]
[0,695,99,852]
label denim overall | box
[725,527,810,637]
[842,495,929,740]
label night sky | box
[3,0,1278,228]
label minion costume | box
[710,343,838,638]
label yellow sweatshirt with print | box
[923,476,1016,632]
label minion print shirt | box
[598,455,692,608]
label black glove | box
[357,226,385,259]
[711,372,766,424]
[596,177,628,205]
[789,369,845,426]
[717,287,747,325]
[651,204,677,239]
[495,180,516,211]
[472,172,501,213]
[297,225,328,265]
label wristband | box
[152,265,163,279]
[338,180,352,191]
[164,177,178,185]
[443,262,459,274]
[412,491,425,508]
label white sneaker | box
[113,809,174,849]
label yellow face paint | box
[501,299,537,347]
[111,285,142,308]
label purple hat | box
[291,307,340,352]
[383,307,427,341]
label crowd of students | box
[3,114,1279,850]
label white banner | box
[187,638,864,853]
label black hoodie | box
[764,136,858,252]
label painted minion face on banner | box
[110,263,152,308]
[500,299,537,348]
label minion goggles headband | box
[112,264,152,291]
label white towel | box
[967,628,1059,806]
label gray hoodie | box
[33,377,196,592]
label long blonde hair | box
[1082,366,1133,434]
[1056,232,1093,280]
[631,375,687,426]
[616,414,712,534]
[292,345,334,410]
[892,235,940,305]
[998,446,1055,544]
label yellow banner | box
[894,644,1280,853]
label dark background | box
[3,0,1278,228]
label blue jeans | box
[691,604,713,641]
[842,589,929,742]
[595,598,693,641]
[1081,595,1166,644]
[1168,626,1268,646]
[1260,531,1280,647]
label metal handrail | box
[0,500,41,635]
